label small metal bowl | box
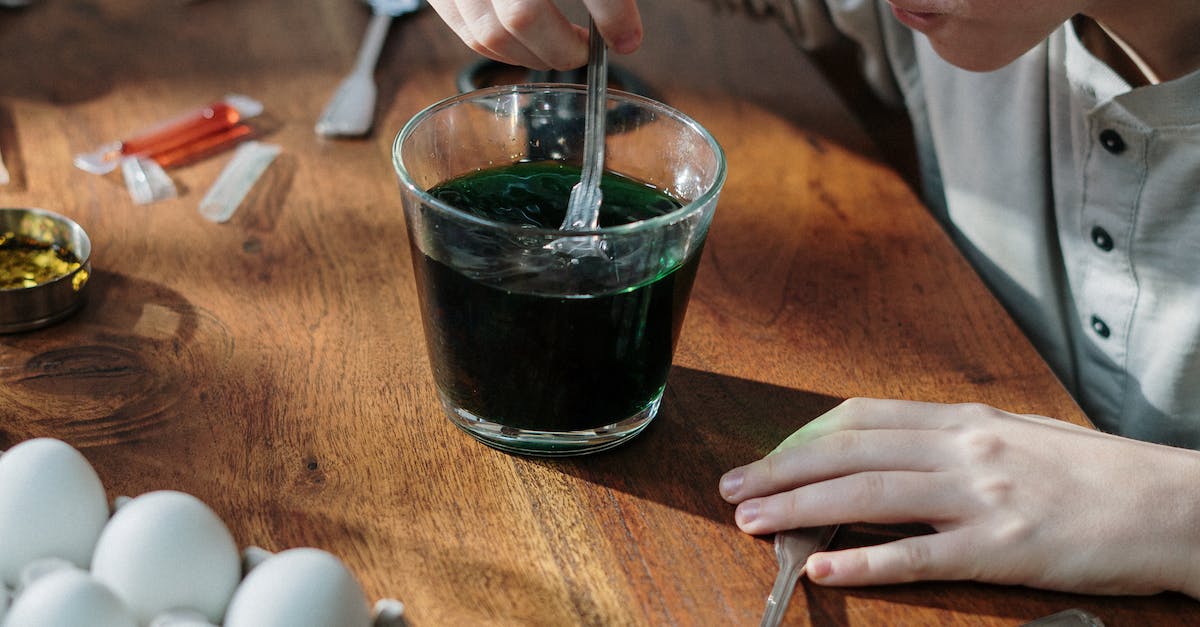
[0,207,92,333]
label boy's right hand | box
[426,0,644,70]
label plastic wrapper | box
[74,94,263,176]
[120,157,177,205]
[198,141,280,223]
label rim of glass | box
[392,83,727,237]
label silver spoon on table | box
[315,0,421,137]
[759,525,839,627]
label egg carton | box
[0,439,407,626]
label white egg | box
[91,490,241,624]
[3,568,137,627]
[16,556,78,593]
[148,608,219,626]
[0,438,110,587]
[223,548,372,627]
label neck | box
[1084,1,1200,83]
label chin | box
[928,39,1033,73]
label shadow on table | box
[531,365,842,526]
[530,368,1200,624]
[809,573,1200,627]
[0,270,233,450]
[0,1,365,105]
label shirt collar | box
[1063,19,1200,128]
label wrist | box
[1164,446,1200,599]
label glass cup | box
[392,84,725,456]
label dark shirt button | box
[1091,226,1114,251]
[1091,315,1111,338]
[1099,129,1125,154]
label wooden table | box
[1,1,1196,624]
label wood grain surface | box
[1,0,1197,624]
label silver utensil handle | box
[354,12,393,74]
[560,18,608,232]
[759,526,838,627]
[759,562,804,627]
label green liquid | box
[412,162,699,432]
[427,161,681,228]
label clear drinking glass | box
[392,84,725,456]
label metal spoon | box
[759,526,839,627]
[559,18,607,231]
[315,0,420,137]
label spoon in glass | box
[559,18,608,232]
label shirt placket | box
[1072,110,1145,421]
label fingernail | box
[806,555,832,581]
[719,469,743,499]
[612,33,640,55]
[734,501,759,527]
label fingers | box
[456,0,575,70]
[730,470,962,534]
[767,398,962,457]
[582,0,643,54]
[813,397,985,433]
[428,0,642,70]
[498,0,597,69]
[723,428,950,504]
[806,530,981,587]
[427,2,482,56]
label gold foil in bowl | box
[0,208,92,333]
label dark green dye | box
[412,161,700,432]
[427,161,681,228]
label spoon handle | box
[315,12,393,137]
[354,12,393,74]
[561,18,608,231]
[760,526,838,627]
[0,145,9,185]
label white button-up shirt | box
[797,2,1200,447]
